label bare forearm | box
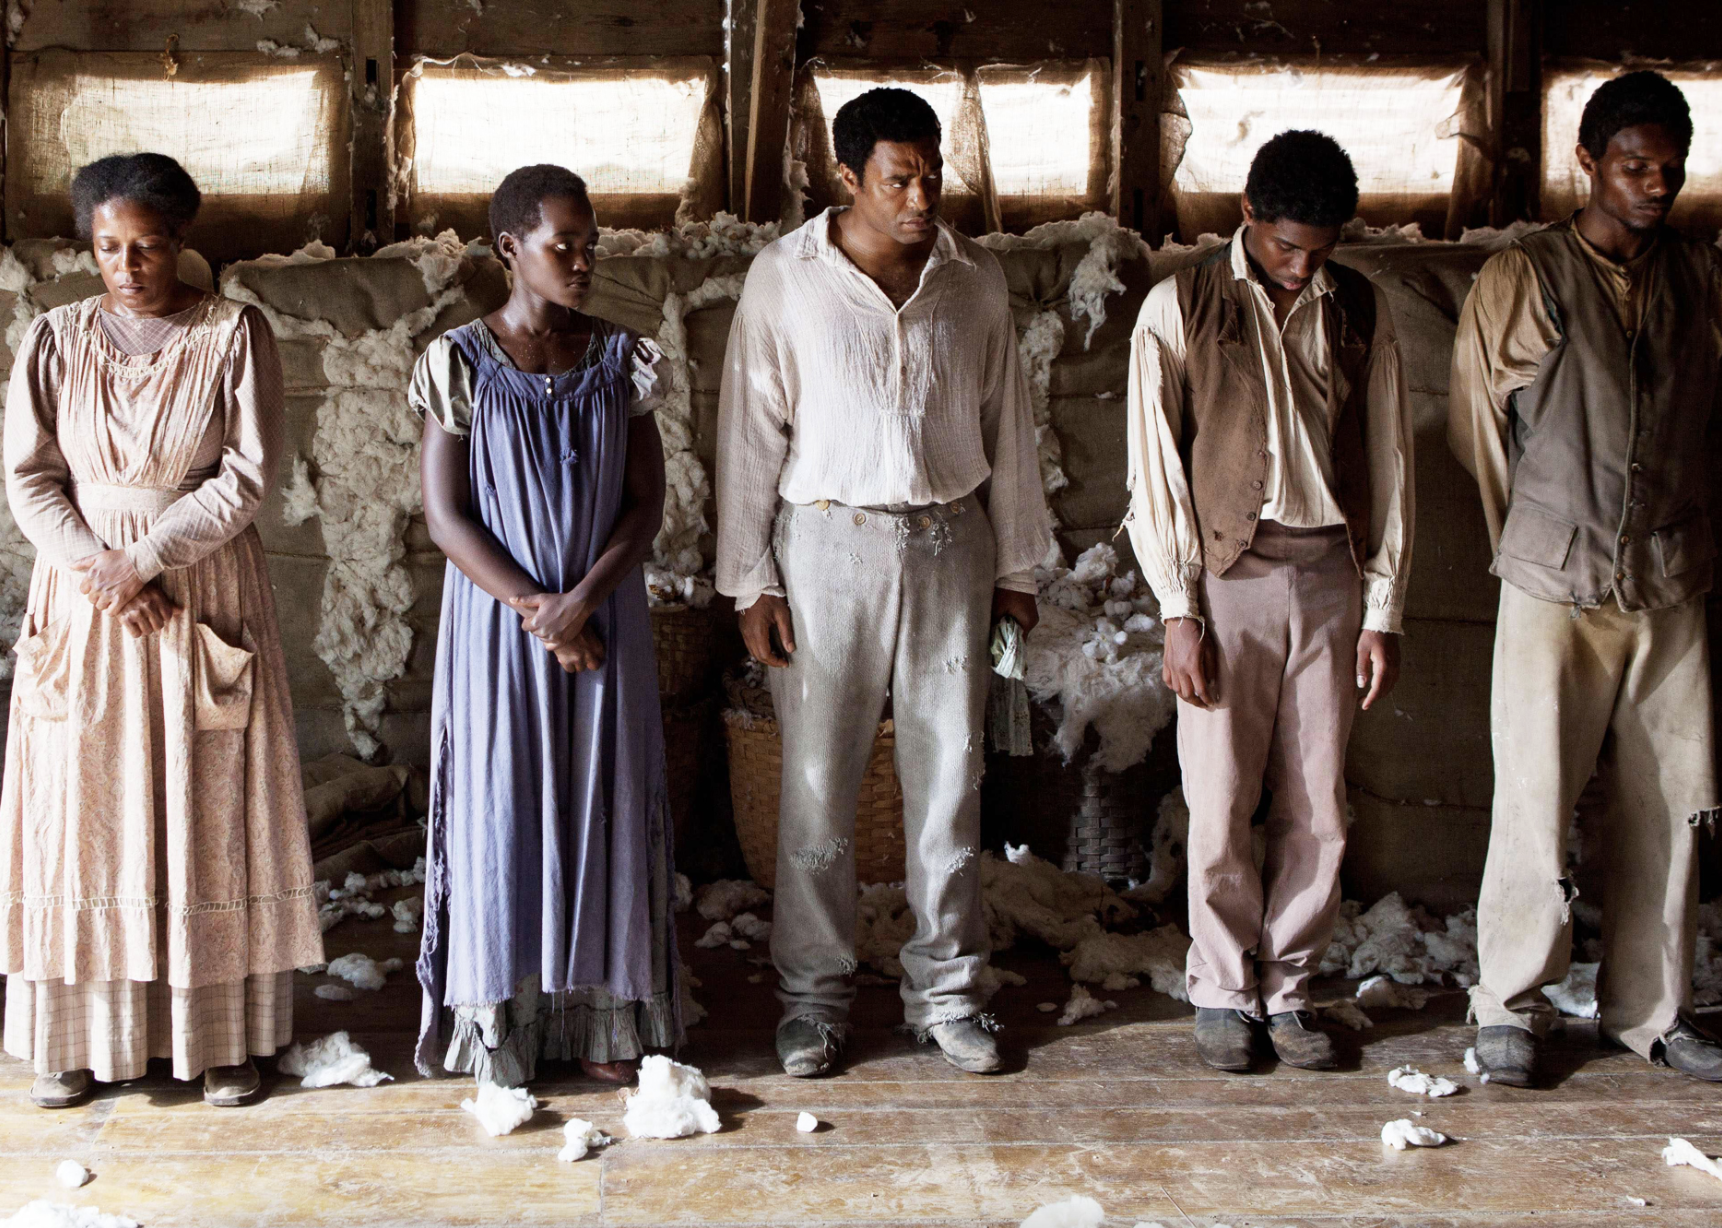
[427,515,541,606]
[570,497,661,613]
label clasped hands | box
[506,590,605,673]
[69,549,176,638]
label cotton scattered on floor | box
[695,922,734,949]
[557,1118,611,1162]
[731,913,772,942]
[1381,1120,1449,1150]
[622,1056,721,1139]
[695,880,771,923]
[1388,1066,1459,1097]
[1321,1001,1374,1031]
[1056,984,1119,1026]
[391,897,424,933]
[1061,925,1191,1001]
[314,859,428,934]
[324,953,404,992]
[0,1204,139,1228]
[795,1112,819,1133]
[460,1084,537,1137]
[1663,1137,1722,1182]
[1018,1194,1106,1228]
[679,966,708,1027]
[278,1032,393,1089]
[1320,893,1479,986]
[52,1164,90,1191]
[1121,792,1188,907]
[313,984,356,1002]
[1463,1047,1482,1075]
[1356,975,1433,1011]
[1546,962,1600,1019]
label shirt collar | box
[798,206,974,271]
[1229,226,1336,304]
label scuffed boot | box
[1474,1024,1539,1088]
[30,1070,92,1109]
[1662,1019,1722,1082]
[1268,1011,1337,1071]
[776,1017,845,1078]
[203,1058,262,1107]
[1193,1007,1257,1072]
[926,1018,1002,1074]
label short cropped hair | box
[832,87,941,180]
[1579,70,1693,159]
[489,164,591,253]
[1244,130,1359,229]
[71,153,202,240]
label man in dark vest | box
[1451,70,1722,1087]
[1125,131,1414,1072]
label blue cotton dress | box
[409,318,682,1081]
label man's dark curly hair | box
[71,153,201,239]
[832,87,941,180]
[1244,130,1359,229]
[1579,70,1692,159]
[489,164,591,257]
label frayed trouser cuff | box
[912,1011,1000,1044]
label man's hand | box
[69,549,144,614]
[992,588,1039,636]
[115,583,177,638]
[1162,616,1215,708]
[1355,629,1400,710]
[740,593,796,667]
[550,626,606,673]
[507,592,593,646]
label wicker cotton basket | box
[721,669,906,889]
[650,604,717,706]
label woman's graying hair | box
[70,153,202,240]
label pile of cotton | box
[278,1031,392,1089]
[1320,892,1479,987]
[622,1056,721,1139]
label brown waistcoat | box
[1493,219,1719,610]
[1173,243,1379,577]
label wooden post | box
[350,0,395,252]
[728,0,800,224]
[1488,0,1542,225]
[1111,0,1163,244]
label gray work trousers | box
[767,496,995,1033]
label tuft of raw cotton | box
[1321,893,1478,986]
[976,212,1149,348]
[1018,1195,1106,1228]
[324,953,404,992]
[1060,925,1191,1002]
[460,1083,537,1137]
[52,1163,91,1191]
[695,880,770,923]
[1388,1066,1459,1098]
[314,984,357,1001]
[0,1204,140,1228]
[1463,1047,1481,1075]
[673,873,694,913]
[1546,961,1600,1018]
[982,844,1136,954]
[391,897,424,933]
[1459,220,1548,250]
[730,912,772,942]
[622,1055,721,1139]
[1356,975,1432,1011]
[795,1112,818,1133]
[557,1118,611,1162]
[694,921,733,949]
[278,1031,393,1088]
[1121,791,1189,906]
[1321,1000,1374,1031]
[978,966,1028,997]
[1663,1137,1722,1182]
[1381,1119,1449,1150]
[1055,983,1118,1026]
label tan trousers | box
[1179,523,1362,1015]
[1472,583,1718,1058]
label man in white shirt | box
[715,88,1052,1077]
[1124,131,1414,1072]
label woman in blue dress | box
[410,164,680,1085]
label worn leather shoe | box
[1193,1007,1257,1072]
[776,1017,845,1078]
[203,1058,262,1107]
[927,1019,1002,1074]
[30,1069,92,1109]
[1663,1019,1722,1082]
[1475,1025,1539,1088]
[1268,1010,1338,1070]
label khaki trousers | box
[1179,523,1363,1015]
[1472,583,1718,1058]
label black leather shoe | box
[1268,1010,1338,1070]
[1475,1025,1539,1088]
[1662,1019,1722,1082]
[776,1017,846,1078]
[1193,1007,1257,1072]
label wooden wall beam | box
[1111,0,1162,242]
[728,0,800,224]
[350,0,395,251]
[1487,0,1541,226]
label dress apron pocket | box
[13,617,72,721]
[192,621,256,730]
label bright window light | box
[409,70,709,198]
[54,68,333,197]
[1174,64,1466,198]
[978,73,1098,198]
[1543,68,1722,221]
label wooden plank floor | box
[6,893,1722,1227]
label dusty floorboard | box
[4,893,1722,1227]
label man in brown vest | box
[1126,131,1414,1072]
[1451,71,1722,1087]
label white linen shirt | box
[1124,229,1415,634]
[715,208,1053,610]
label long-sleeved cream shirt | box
[1448,225,1722,553]
[1124,230,1415,634]
[714,208,1053,610]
